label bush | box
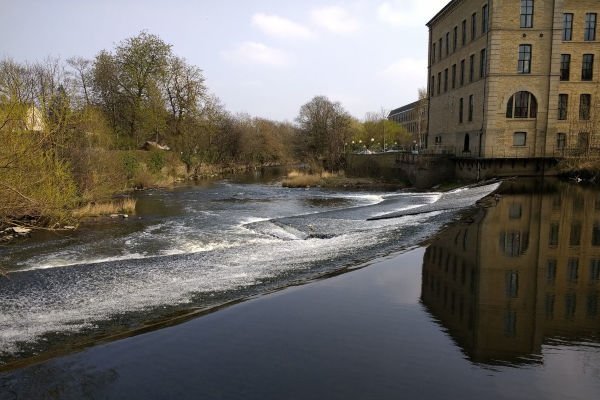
[0,131,78,227]
[122,152,140,179]
[148,151,165,174]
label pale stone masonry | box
[426,0,600,158]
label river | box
[1,173,599,399]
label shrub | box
[122,152,140,179]
[148,151,165,174]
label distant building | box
[388,100,428,148]
[426,0,600,158]
[25,106,45,132]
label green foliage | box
[0,129,78,227]
[148,151,165,174]
[122,152,140,179]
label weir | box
[345,153,561,189]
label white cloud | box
[377,1,449,27]
[221,42,290,68]
[311,6,360,35]
[251,13,316,40]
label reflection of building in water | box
[422,180,600,364]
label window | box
[500,231,529,256]
[580,94,591,120]
[471,13,477,40]
[591,259,600,280]
[520,0,534,28]
[585,13,597,41]
[506,91,537,118]
[579,132,590,149]
[480,48,487,78]
[514,132,526,146]
[432,43,436,63]
[558,94,568,120]
[437,72,441,95]
[567,258,579,281]
[452,64,456,89]
[547,259,557,283]
[431,76,435,96]
[560,54,571,81]
[557,133,566,149]
[505,271,519,298]
[469,54,475,82]
[563,14,573,40]
[444,68,448,92]
[482,5,489,33]
[446,32,450,55]
[509,204,522,219]
[468,95,474,121]
[588,295,598,317]
[460,59,465,86]
[545,294,555,318]
[439,38,442,59]
[462,19,467,46]
[459,97,464,123]
[582,54,594,81]
[565,294,576,317]
[518,44,531,74]
[549,223,559,246]
[593,223,600,246]
[504,309,517,337]
[570,222,581,246]
[453,26,458,51]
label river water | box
[1,174,599,399]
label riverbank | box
[281,170,408,191]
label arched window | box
[506,91,537,118]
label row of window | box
[563,12,597,41]
[560,54,595,81]
[507,130,585,148]
[430,49,486,96]
[430,3,597,66]
[431,4,488,64]
[546,258,600,283]
[431,47,594,97]
[549,222,600,247]
[544,292,598,320]
[558,93,593,121]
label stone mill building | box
[426,0,599,162]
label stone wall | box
[345,153,455,189]
[346,153,560,188]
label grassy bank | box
[282,170,408,190]
[73,198,137,218]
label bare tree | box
[66,56,93,107]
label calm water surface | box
[1,176,599,399]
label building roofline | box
[388,100,420,117]
[426,0,463,28]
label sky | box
[0,0,448,122]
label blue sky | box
[0,0,448,121]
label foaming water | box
[0,180,498,363]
